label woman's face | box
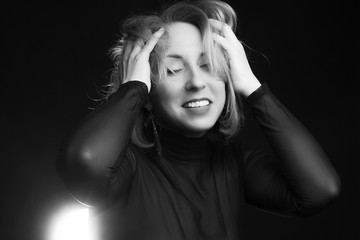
[151,22,226,137]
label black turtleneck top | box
[56,81,340,240]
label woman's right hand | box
[123,28,165,93]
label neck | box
[158,127,209,163]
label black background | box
[3,0,358,239]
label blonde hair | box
[107,0,245,147]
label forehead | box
[166,22,203,55]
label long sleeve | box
[56,81,148,206]
[242,84,341,216]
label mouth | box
[182,98,211,108]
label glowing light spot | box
[48,206,95,240]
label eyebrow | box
[166,52,204,59]
[166,54,183,59]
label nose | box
[185,67,206,91]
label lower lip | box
[183,104,211,114]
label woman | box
[56,0,341,239]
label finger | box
[212,32,231,52]
[129,39,143,60]
[208,19,237,42]
[141,28,165,56]
[122,40,134,62]
[208,18,229,31]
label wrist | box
[129,79,151,93]
[234,75,262,97]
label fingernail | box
[154,28,165,37]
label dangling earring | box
[144,103,162,157]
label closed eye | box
[167,68,183,75]
[200,63,210,71]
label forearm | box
[56,81,148,205]
[246,84,341,215]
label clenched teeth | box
[184,100,210,108]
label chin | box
[155,106,222,137]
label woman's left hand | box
[209,19,261,97]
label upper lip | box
[182,98,212,107]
